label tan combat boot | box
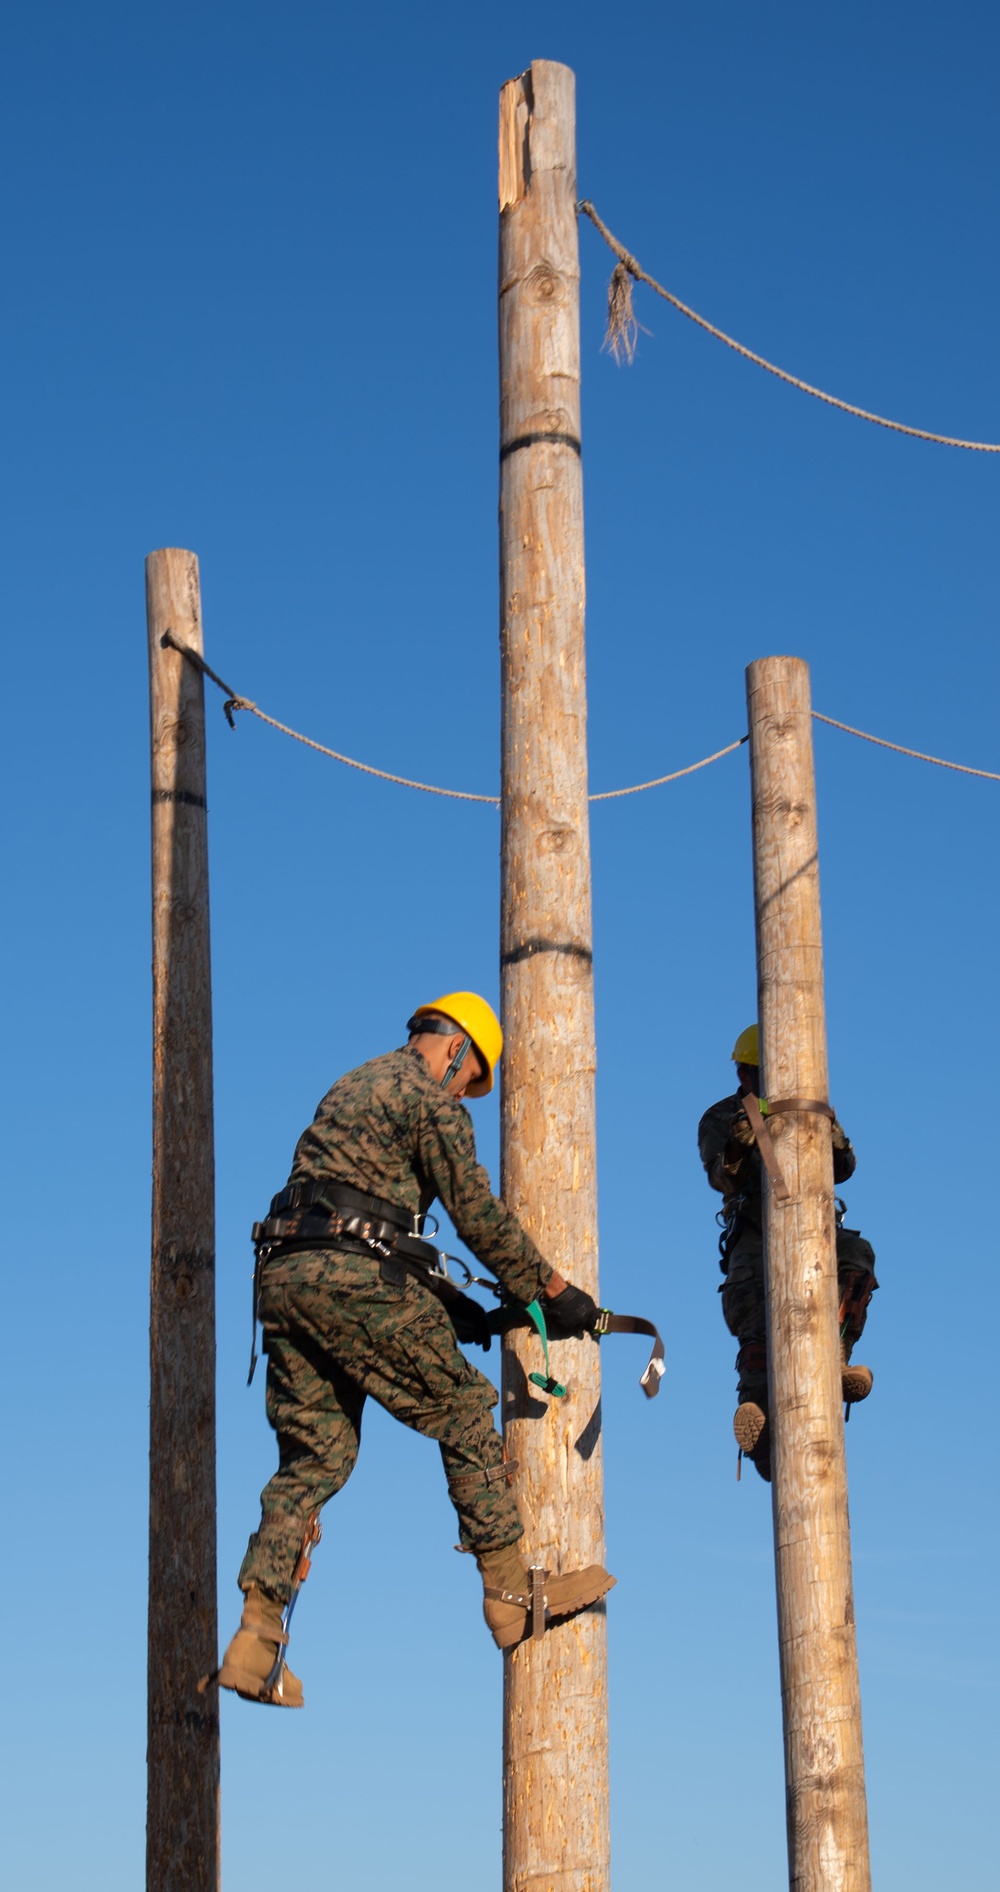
[842,1362,874,1405]
[733,1401,771,1482]
[476,1544,616,1649]
[216,1586,304,1707]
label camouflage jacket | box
[287,1045,552,1305]
[698,1088,856,1228]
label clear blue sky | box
[3,3,997,1888]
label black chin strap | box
[441,1033,472,1091]
[406,1012,473,1092]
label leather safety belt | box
[250,1183,665,1400]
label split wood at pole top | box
[746,655,872,1892]
[498,59,610,1892]
[147,549,220,1892]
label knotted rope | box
[579,200,1000,452]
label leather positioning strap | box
[591,1311,665,1398]
[489,1305,665,1399]
[742,1092,836,1204]
[741,1092,790,1201]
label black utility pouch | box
[379,1254,408,1289]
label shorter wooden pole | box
[146,549,219,1892]
[746,655,871,1892]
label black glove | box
[447,1291,493,1349]
[542,1282,600,1338]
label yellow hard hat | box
[731,1023,759,1066]
[410,992,503,1097]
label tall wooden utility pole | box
[498,61,609,1892]
[746,656,871,1892]
[146,549,219,1892]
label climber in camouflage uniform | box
[698,1023,877,1482]
[215,992,614,1705]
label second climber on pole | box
[699,1023,878,1482]
[211,992,615,1706]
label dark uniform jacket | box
[698,1089,856,1232]
[288,1045,551,1306]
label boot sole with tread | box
[733,1401,768,1455]
[842,1364,873,1404]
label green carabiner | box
[525,1298,567,1399]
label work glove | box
[448,1291,493,1349]
[542,1281,601,1338]
[728,1110,756,1150]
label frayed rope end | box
[603,261,647,365]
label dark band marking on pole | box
[500,431,582,461]
[152,788,208,810]
[502,938,593,966]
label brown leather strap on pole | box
[741,1092,791,1201]
[530,1567,547,1642]
[767,1098,835,1120]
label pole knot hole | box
[537,826,576,855]
[525,262,567,305]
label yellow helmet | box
[409,992,503,1097]
[731,1023,759,1066]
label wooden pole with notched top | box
[146,548,220,1892]
[498,60,610,1892]
[746,655,871,1892]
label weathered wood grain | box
[499,60,610,1892]
[146,549,219,1892]
[746,656,871,1892]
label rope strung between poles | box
[161,632,745,802]
[578,201,1000,453]
[163,634,999,797]
[813,711,1000,781]
[161,631,498,801]
[590,737,746,798]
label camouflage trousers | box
[238,1245,521,1601]
[721,1224,877,1404]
